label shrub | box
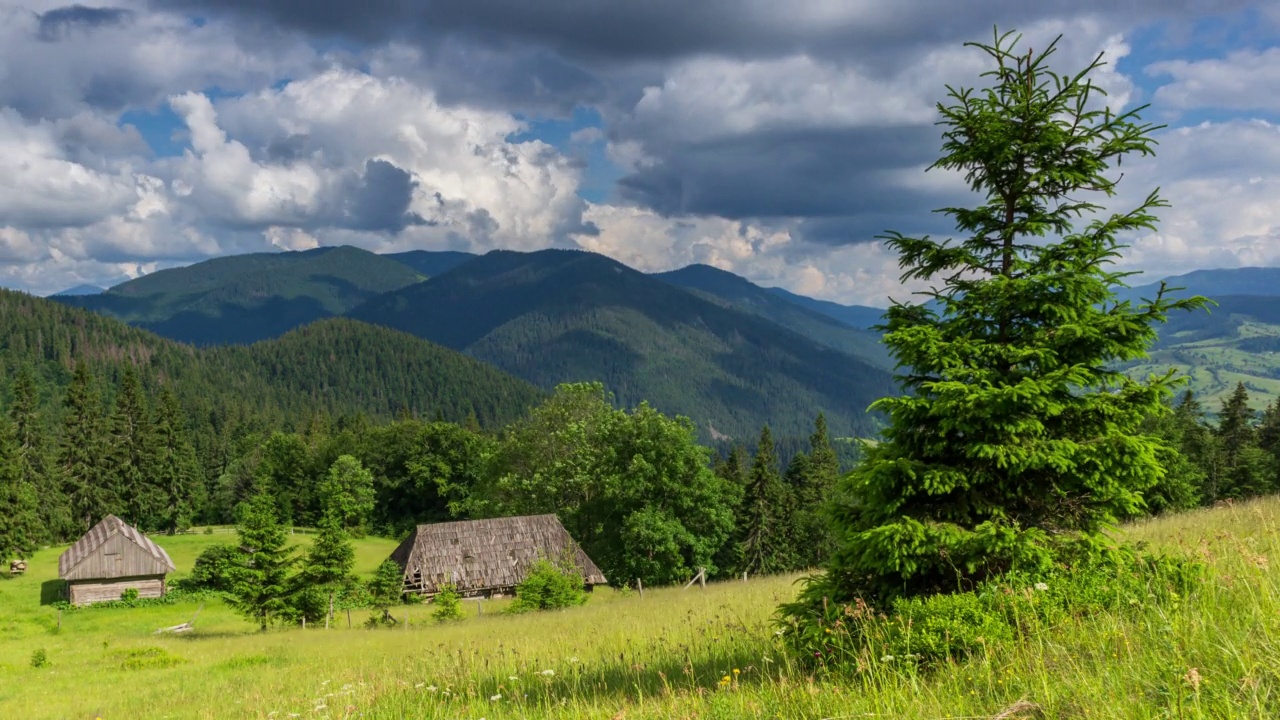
[30,648,48,668]
[431,585,465,622]
[203,526,214,535]
[112,646,187,670]
[506,560,588,614]
[778,547,1199,672]
[177,544,242,593]
[120,588,139,602]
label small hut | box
[390,514,607,597]
[58,515,177,606]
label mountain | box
[765,286,887,329]
[0,288,544,435]
[55,246,427,345]
[654,264,891,369]
[1120,267,1280,304]
[385,250,478,277]
[349,248,897,441]
[50,284,105,297]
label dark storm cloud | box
[341,159,425,233]
[37,5,135,42]
[617,126,947,226]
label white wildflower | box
[1034,582,1049,591]
[570,657,579,663]
[541,669,555,676]
[509,675,518,681]
[490,693,502,701]
[881,655,895,662]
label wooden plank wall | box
[63,533,171,581]
[68,577,165,606]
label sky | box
[2,1,1279,305]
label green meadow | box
[3,502,1280,719]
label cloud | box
[1149,47,1280,112]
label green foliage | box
[120,588,140,603]
[367,559,405,612]
[430,584,465,623]
[507,559,588,614]
[305,514,356,587]
[112,646,187,670]
[737,426,795,575]
[802,29,1208,607]
[780,544,1198,670]
[228,491,297,631]
[787,414,840,567]
[30,648,47,668]
[482,383,736,587]
[58,360,111,533]
[319,455,376,535]
[0,412,42,560]
[179,544,242,593]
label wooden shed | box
[390,514,607,597]
[58,515,177,606]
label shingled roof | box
[390,514,607,596]
[58,515,176,581]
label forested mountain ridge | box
[348,248,896,441]
[655,263,893,370]
[56,246,428,345]
[0,288,543,439]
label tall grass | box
[2,500,1279,719]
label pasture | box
[2,501,1280,719]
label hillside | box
[0,288,544,434]
[385,249,478,276]
[56,246,427,345]
[765,286,887,329]
[348,249,896,441]
[654,264,892,370]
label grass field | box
[3,502,1280,719]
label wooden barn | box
[58,515,177,606]
[390,514,607,597]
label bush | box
[778,546,1199,672]
[431,585,464,622]
[30,648,47,668]
[176,544,242,593]
[506,560,588,614]
[120,588,139,602]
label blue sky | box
[1,1,1278,303]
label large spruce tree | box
[786,414,840,568]
[151,385,203,533]
[59,361,111,532]
[804,30,1206,604]
[9,364,71,541]
[737,425,795,575]
[104,366,156,527]
[0,412,43,560]
[229,491,297,631]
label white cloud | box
[1149,47,1280,112]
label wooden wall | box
[67,576,165,606]
[62,532,172,582]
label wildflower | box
[509,676,519,681]
[1034,582,1049,591]
[881,655,894,662]
[414,683,424,689]
[570,657,580,663]
[490,694,502,702]
[541,669,555,676]
[313,704,327,712]
[1184,667,1203,692]
[425,685,437,692]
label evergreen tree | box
[9,364,70,541]
[367,559,405,623]
[0,412,43,560]
[1215,383,1270,499]
[793,30,1207,605]
[59,361,111,532]
[229,491,297,631]
[1140,397,1203,513]
[711,444,750,575]
[104,366,155,527]
[737,426,795,575]
[305,513,356,587]
[786,414,840,568]
[1259,401,1280,491]
[150,385,203,533]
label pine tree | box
[1259,401,1280,492]
[368,559,405,624]
[737,426,795,575]
[305,494,356,588]
[786,414,840,568]
[229,491,297,631]
[151,385,203,534]
[0,412,43,560]
[1215,384,1271,499]
[9,364,70,541]
[59,361,111,532]
[793,30,1208,605]
[712,444,750,574]
[104,366,156,528]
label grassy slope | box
[2,500,1279,718]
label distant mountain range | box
[50,284,105,296]
[42,246,1280,435]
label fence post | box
[699,567,706,590]
[742,571,747,583]
[326,592,334,629]
[346,608,351,629]
[636,578,643,598]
